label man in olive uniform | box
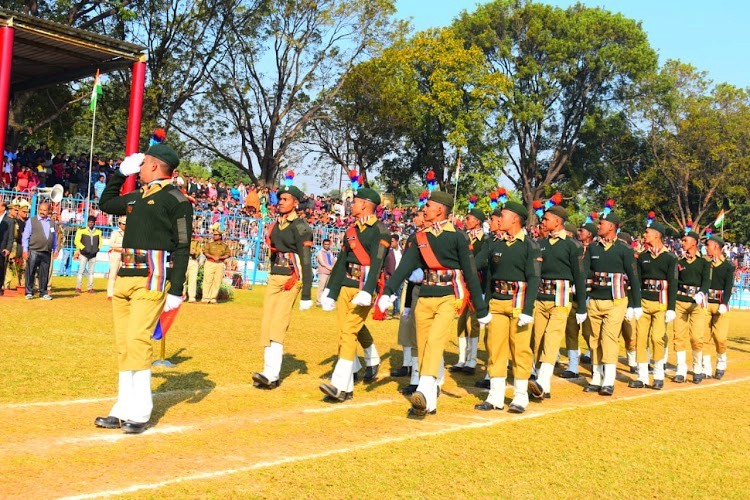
[528,202,588,400]
[379,191,490,417]
[474,201,539,413]
[252,182,313,390]
[617,232,639,374]
[319,188,390,401]
[107,216,126,299]
[95,143,192,434]
[201,223,231,304]
[7,199,30,289]
[561,216,596,378]
[450,208,487,375]
[628,220,677,390]
[0,200,20,291]
[585,209,641,396]
[185,231,204,302]
[703,234,734,379]
[673,229,710,383]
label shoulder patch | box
[295,219,313,239]
[528,238,541,251]
[166,186,188,204]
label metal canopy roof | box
[0,8,146,93]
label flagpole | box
[85,97,97,223]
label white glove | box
[633,307,644,320]
[163,293,183,312]
[351,290,372,307]
[401,307,411,318]
[321,296,336,311]
[377,294,397,311]
[477,313,492,325]
[576,312,587,324]
[299,299,313,311]
[517,313,533,327]
[693,292,705,305]
[625,307,634,321]
[718,304,728,315]
[408,268,424,283]
[119,153,145,176]
[664,310,676,323]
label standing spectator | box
[0,200,9,294]
[94,174,107,199]
[22,202,57,299]
[383,234,403,318]
[107,216,126,299]
[201,223,231,304]
[74,215,102,293]
[316,238,335,306]
[245,184,260,213]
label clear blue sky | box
[395,0,750,88]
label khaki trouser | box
[112,276,169,371]
[457,306,480,339]
[533,300,572,364]
[565,301,592,350]
[316,273,330,303]
[621,317,637,351]
[705,303,729,355]
[107,251,122,297]
[636,299,666,364]
[259,274,301,346]
[588,298,628,365]
[202,260,224,301]
[486,299,533,379]
[335,286,372,361]
[397,286,420,347]
[674,300,705,352]
[414,295,457,378]
[185,258,200,301]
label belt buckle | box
[122,253,134,264]
[351,266,361,278]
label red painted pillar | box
[122,57,147,194]
[0,24,15,158]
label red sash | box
[345,225,371,265]
[415,231,471,313]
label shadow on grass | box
[151,370,215,424]
[728,336,750,353]
[281,353,308,379]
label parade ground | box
[2,279,749,498]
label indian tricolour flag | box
[714,209,725,228]
[90,69,103,111]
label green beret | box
[708,235,725,246]
[684,231,701,241]
[429,191,454,210]
[647,221,665,236]
[468,208,486,222]
[146,143,179,170]
[564,222,577,234]
[354,188,381,206]
[502,201,528,220]
[600,211,620,225]
[581,222,597,234]
[491,207,503,217]
[618,231,633,245]
[280,185,304,201]
[545,205,568,221]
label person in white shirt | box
[316,238,336,305]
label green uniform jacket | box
[676,255,710,303]
[468,230,488,290]
[383,223,488,318]
[637,248,678,311]
[99,172,193,297]
[538,234,588,314]
[707,258,735,305]
[269,213,314,301]
[482,232,541,317]
[588,239,642,305]
[327,216,390,299]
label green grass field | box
[1,277,749,498]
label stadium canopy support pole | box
[122,56,147,195]
[0,23,15,157]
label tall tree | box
[453,0,657,219]
[177,0,397,187]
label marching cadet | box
[561,215,596,378]
[201,223,231,304]
[585,204,640,396]
[379,191,490,417]
[319,188,390,401]
[252,179,313,390]
[474,201,541,413]
[185,230,204,303]
[529,199,588,400]
[107,216,126,299]
[673,228,710,383]
[617,231,639,374]
[95,143,192,434]
[450,207,487,375]
[702,233,735,379]
[474,201,539,413]
[628,218,677,390]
